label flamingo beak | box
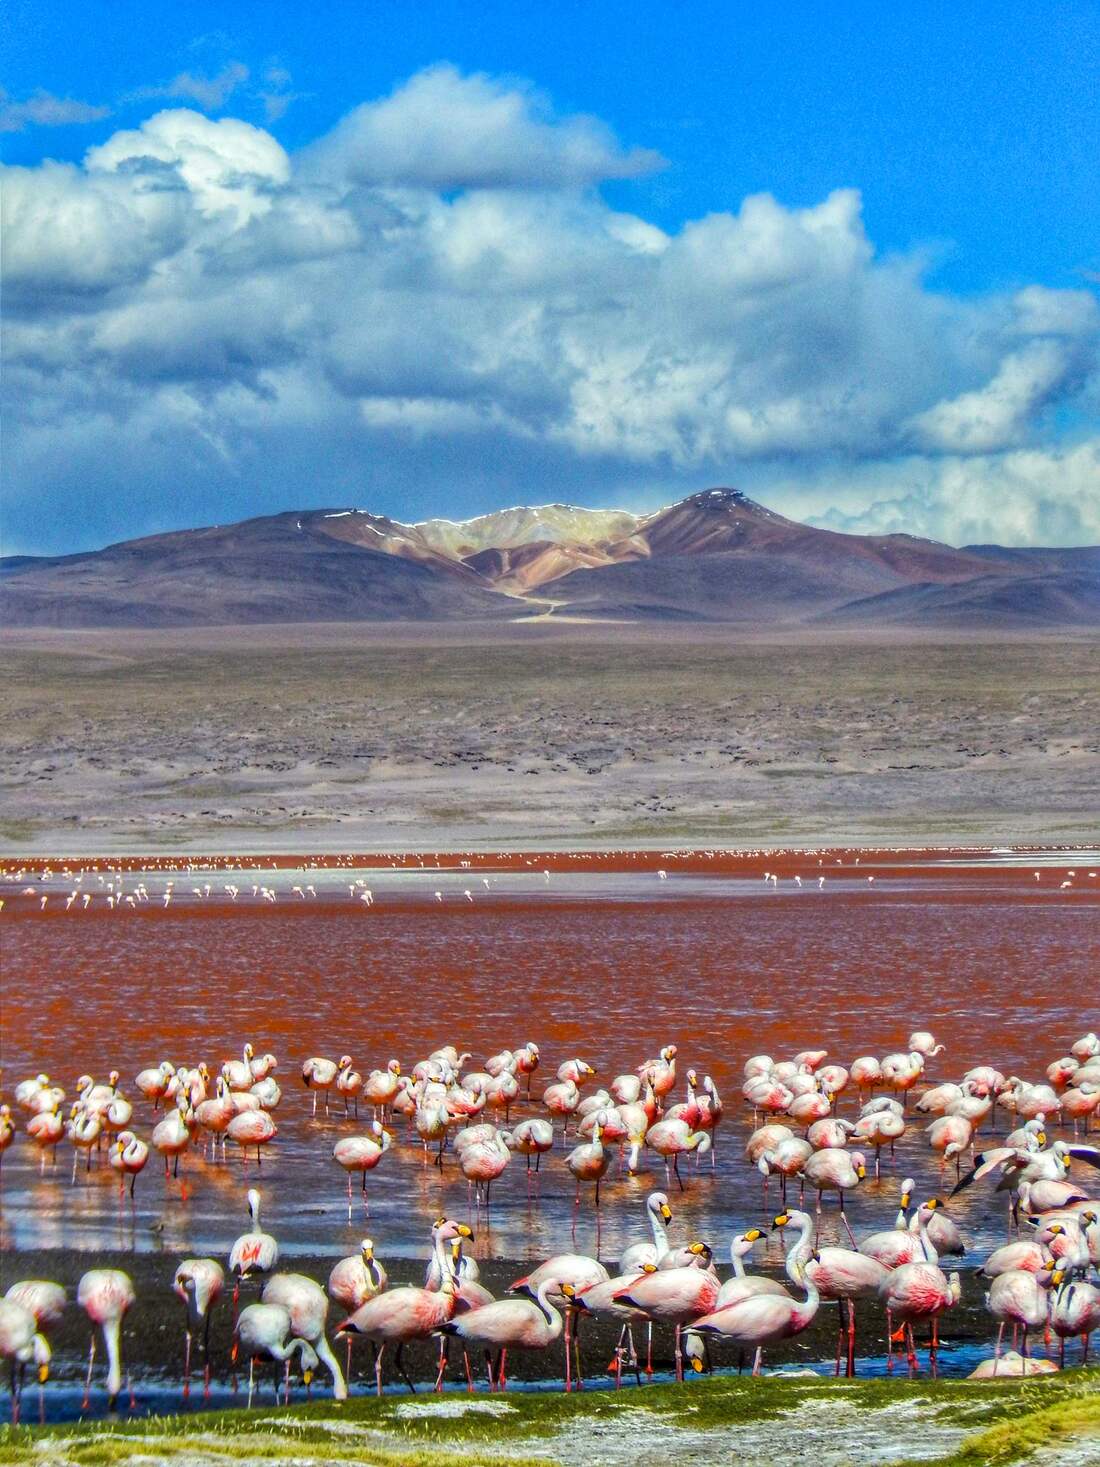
[230,1340,239,1363]
[457,1223,473,1240]
[744,1229,763,1242]
[690,1356,705,1372]
[660,1205,672,1221]
[772,1214,790,1229]
[303,1368,313,1386]
[38,1364,49,1384]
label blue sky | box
[3,2,1099,553]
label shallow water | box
[1,848,1097,1411]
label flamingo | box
[1048,1268,1100,1365]
[151,1096,191,1179]
[333,1121,392,1215]
[261,1274,347,1399]
[566,1112,611,1231]
[301,1055,340,1115]
[858,1181,926,1268]
[502,1117,554,1175]
[692,1258,821,1376]
[774,1208,889,1376]
[878,1201,961,1374]
[798,1149,866,1243]
[336,1058,363,1116]
[645,1116,711,1191]
[173,1259,224,1399]
[619,1192,674,1273]
[457,1127,511,1212]
[335,1218,472,1395]
[223,1045,257,1092]
[0,1301,51,1424]
[233,1303,318,1406]
[328,1240,387,1377]
[715,1230,790,1310]
[613,1251,720,1381]
[362,1060,402,1117]
[77,1269,136,1409]
[109,1131,149,1197]
[438,1277,569,1391]
[229,1187,279,1326]
[27,1105,64,1172]
[226,1108,277,1163]
[509,1252,609,1392]
[986,1269,1050,1367]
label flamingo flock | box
[2,1025,1100,1419]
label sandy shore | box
[1,624,1097,854]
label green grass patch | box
[3,1371,1098,1467]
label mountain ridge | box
[3,488,1097,629]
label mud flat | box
[1,625,1097,854]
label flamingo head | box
[246,1187,261,1219]
[741,1228,764,1244]
[851,1151,868,1179]
[901,1179,915,1208]
[923,1196,946,1212]
[772,1211,792,1230]
[649,1192,672,1222]
[559,1282,575,1300]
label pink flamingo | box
[438,1278,569,1391]
[226,1108,276,1164]
[774,1208,889,1376]
[510,1252,608,1392]
[986,1270,1049,1367]
[328,1239,387,1377]
[612,1250,719,1381]
[173,1259,224,1399]
[879,1201,961,1374]
[693,1261,821,1375]
[77,1269,135,1409]
[332,1121,391,1216]
[109,1132,148,1198]
[335,1219,472,1394]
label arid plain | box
[2,623,1096,853]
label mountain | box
[3,488,1097,628]
[0,511,517,627]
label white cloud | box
[2,66,1098,553]
[0,87,110,132]
[808,441,1100,547]
[907,339,1079,453]
[304,63,664,189]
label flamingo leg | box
[375,1342,385,1397]
[82,1331,96,1409]
[395,1342,417,1394]
[183,1327,192,1400]
[847,1300,856,1378]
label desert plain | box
[1,622,1097,854]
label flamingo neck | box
[534,1279,563,1331]
[917,1211,940,1264]
[729,1242,748,1279]
[784,1215,815,1284]
[649,1206,670,1258]
[103,1316,123,1398]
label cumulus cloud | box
[304,63,664,189]
[2,65,1098,553]
[809,441,1100,546]
[0,87,110,132]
